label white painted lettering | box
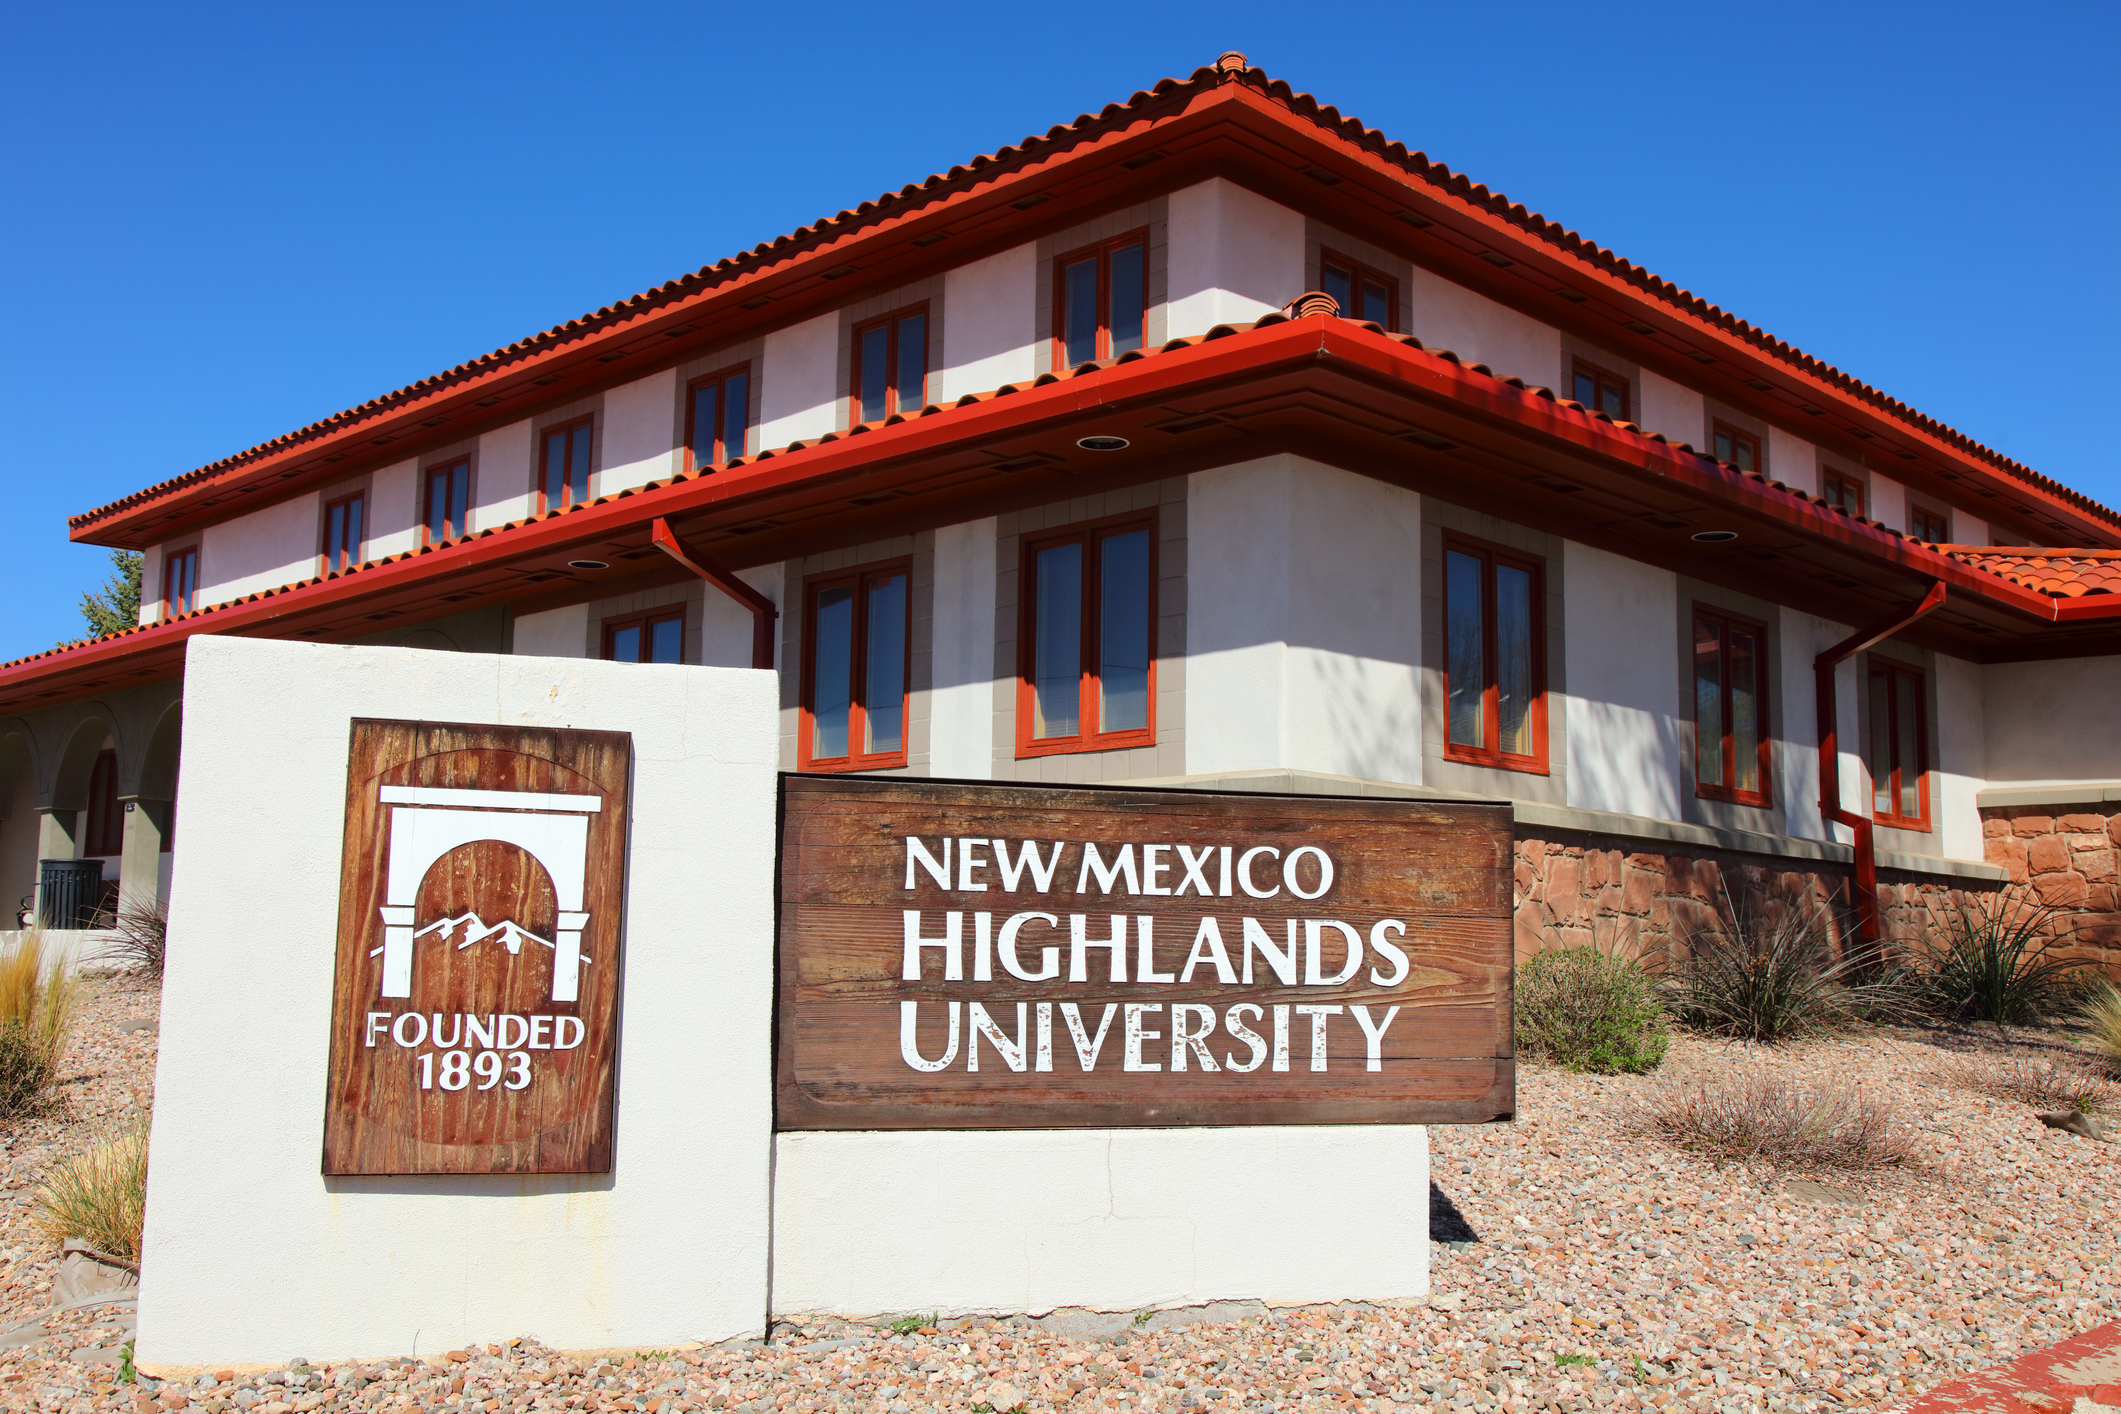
[1304,919,1363,986]
[365,1012,391,1048]
[497,1014,530,1049]
[1295,1004,1342,1071]
[1141,844,1173,895]
[1035,1001,1053,1072]
[992,839,1065,892]
[1135,916,1175,983]
[1350,1004,1401,1073]
[554,1016,585,1049]
[1123,1003,1163,1072]
[1238,846,1281,898]
[505,1052,532,1089]
[1368,919,1410,987]
[1068,914,1129,982]
[1224,1003,1268,1072]
[530,1015,554,1049]
[392,1013,429,1048]
[972,911,994,982]
[1283,845,1335,900]
[1180,916,1239,984]
[1175,844,1215,897]
[1170,1003,1220,1072]
[1272,1003,1291,1072]
[968,1001,1029,1073]
[1060,1002,1118,1071]
[998,911,1061,981]
[901,909,964,980]
[430,1013,463,1048]
[899,1000,961,1071]
[465,1013,496,1049]
[1219,845,1234,897]
[958,838,991,891]
[905,836,952,890]
[1242,916,1299,985]
[1076,842,1141,894]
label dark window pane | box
[450,466,468,537]
[427,475,448,541]
[1109,243,1146,355]
[1032,542,1083,739]
[609,625,641,664]
[569,427,591,502]
[1869,668,1893,815]
[1446,551,1485,748]
[1322,264,1352,318]
[1600,382,1626,419]
[721,371,749,459]
[1694,619,1724,786]
[1713,431,1734,464]
[1730,628,1759,794]
[1063,258,1101,366]
[894,314,926,413]
[543,431,569,508]
[1574,371,1597,405]
[1896,673,1921,818]
[344,498,362,564]
[649,616,683,665]
[1495,564,1534,756]
[1732,437,1755,474]
[858,326,890,423]
[1360,278,1390,326]
[326,503,345,569]
[812,585,855,758]
[865,574,908,754]
[1098,530,1151,733]
[691,382,718,466]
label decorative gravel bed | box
[1,983,2116,1414]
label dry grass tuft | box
[1626,1068,1918,1170]
[0,932,81,1120]
[1941,1047,2120,1114]
[2081,981,2121,1074]
[34,1119,147,1264]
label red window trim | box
[83,749,123,857]
[1439,533,1550,775]
[422,458,472,546]
[1711,420,1763,475]
[1052,229,1152,368]
[1867,659,1931,832]
[1692,605,1774,808]
[1570,358,1632,421]
[600,604,689,664]
[1014,510,1159,760]
[683,364,752,474]
[797,557,914,773]
[1318,247,1400,332]
[161,545,199,617]
[320,490,365,575]
[848,303,930,427]
[537,417,596,515]
[1907,500,1952,544]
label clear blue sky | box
[5,2,2114,661]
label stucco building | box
[7,55,2118,962]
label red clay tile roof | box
[67,56,2117,535]
[1936,546,2121,597]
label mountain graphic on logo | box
[368,912,593,967]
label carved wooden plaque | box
[322,719,632,1175]
[776,776,1514,1130]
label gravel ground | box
[2,982,2117,1414]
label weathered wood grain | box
[776,776,1514,1130]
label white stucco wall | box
[1933,653,1986,861]
[600,368,680,493]
[1562,542,1681,820]
[1404,268,1559,387]
[700,565,783,670]
[940,244,1036,400]
[929,517,997,778]
[139,636,780,1364]
[1983,655,2121,785]
[1186,456,1423,784]
[1166,178,1304,336]
[771,1126,1427,1317]
[1952,509,1989,546]
[137,545,163,624]
[1635,369,1704,448]
[367,457,420,559]
[510,603,589,658]
[1867,472,1906,534]
[197,490,321,605]
[476,419,534,528]
[1766,427,1818,498]
[1778,609,1857,845]
[760,311,840,448]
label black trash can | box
[36,859,104,930]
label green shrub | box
[1909,887,2085,1027]
[1516,946,1668,1074]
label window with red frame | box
[1019,519,1155,757]
[1443,540,1546,771]
[1821,469,1866,518]
[602,606,686,665]
[82,749,123,856]
[1056,235,1148,368]
[1572,360,1631,421]
[321,492,365,574]
[540,420,593,513]
[852,307,928,424]
[801,563,910,770]
[424,460,470,545]
[1908,502,1951,544]
[1693,609,1771,806]
[1868,660,1928,829]
[1712,422,1761,474]
[686,366,751,472]
[1320,250,1396,329]
[162,546,199,616]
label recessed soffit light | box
[1691,530,1738,544]
[1077,435,1130,452]
[567,559,610,570]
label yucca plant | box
[0,932,80,1119]
[1909,886,2084,1028]
[89,894,166,976]
[1664,886,1900,1043]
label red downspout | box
[1814,581,1948,950]
[651,517,779,671]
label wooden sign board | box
[775,776,1514,1130]
[321,720,632,1175]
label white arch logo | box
[372,785,602,1003]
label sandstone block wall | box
[1980,803,2121,969]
